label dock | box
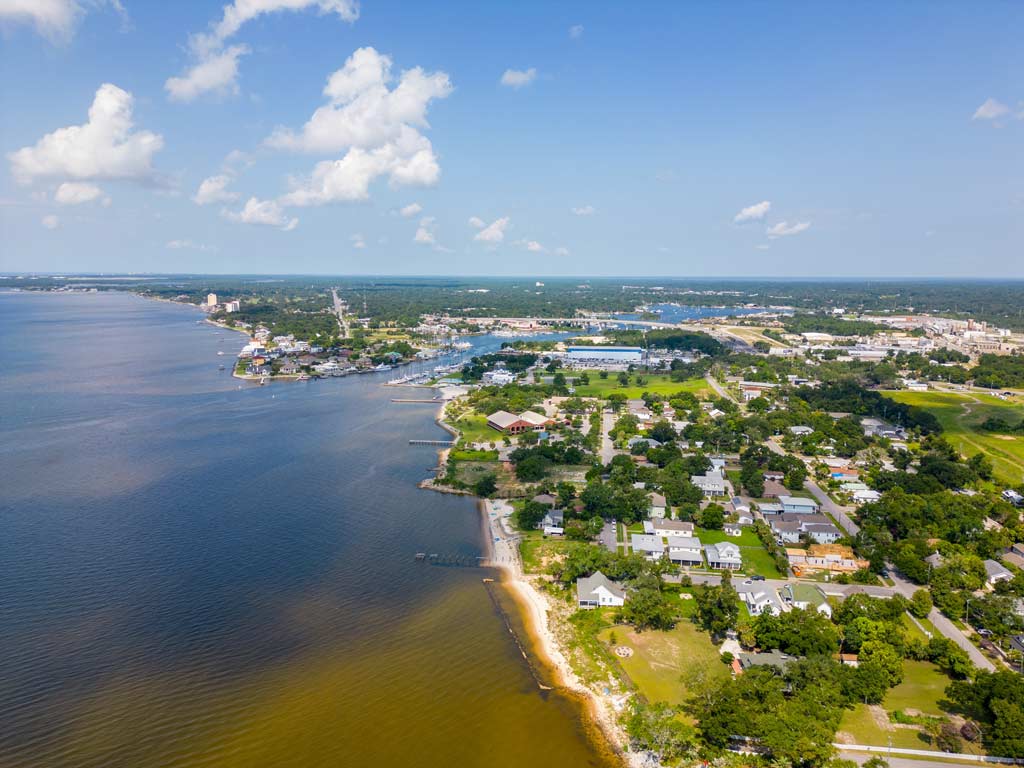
[391,398,439,403]
[409,439,454,446]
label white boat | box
[373,363,393,371]
[217,351,225,356]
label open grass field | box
[570,374,711,401]
[836,660,986,753]
[598,618,728,706]
[450,412,505,447]
[885,390,1024,485]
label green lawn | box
[739,547,786,578]
[697,527,761,547]
[570,373,710,401]
[598,619,729,706]
[451,413,505,447]
[885,390,1024,485]
[837,660,976,752]
[519,530,573,574]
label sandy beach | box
[481,499,651,768]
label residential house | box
[532,493,557,507]
[631,534,665,561]
[724,522,743,537]
[738,650,796,672]
[779,496,820,515]
[759,503,785,516]
[744,589,783,616]
[787,545,869,575]
[780,583,832,617]
[852,489,881,504]
[648,492,668,519]
[789,425,814,436]
[667,536,704,566]
[704,541,743,570]
[691,470,726,498]
[652,519,694,537]
[577,571,627,609]
[985,559,1013,587]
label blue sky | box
[1,1,1021,276]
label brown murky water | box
[0,291,619,768]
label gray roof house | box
[667,536,704,566]
[984,559,1013,586]
[631,533,665,561]
[779,495,820,514]
[576,571,627,609]
[704,541,743,570]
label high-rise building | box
[206,293,218,307]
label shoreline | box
[417,386,637,765]
[479,498,640,768]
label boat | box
[218,364,225,370]
[217,351,225,356]
[373,363,393,371]
[297,373,310,381]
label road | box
[599,410,616,464]
[705,373,736,403]
[805,479,861,536]
[330,288,350,339]
[888,568,995,672]
[837,748,1001,768]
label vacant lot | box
[571,374,711,401]
[885,390,1024,485]
[598,616,728,707]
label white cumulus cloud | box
[554,246,570,256]
[569,24,584,40]
[41,213,59,229]
[766,221,811,238]
[525,240,544,252]
[473,216,509,243]
[350,233,366,249]
[9,83,163,185]
[166,45,249,102]
[166,0,359,102]
[468,216,485,229]
[399,202,422,217]
[265,48,451,207]
[55,181,103,205]
[500,68,537,89]
[572,204,595,216]
[0,0,81,40]
[972,97,1010,121]
[733,200,771,223]
[193,174,238,205]
[223,197,298,231]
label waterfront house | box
[704,541,742,570]
[577,571,627,609]
[667,536,703,566]
[486,410,551,434]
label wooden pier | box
[409,439,454,446]
[391,398,439,403]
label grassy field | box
[519,530,573,573]
[450,413,505,447]
[598,617,729,706]
[570,374,711,400]
[885,390,1024,485]
[837,660,980,752]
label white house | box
[985,559,1013,587]
[704,541,742,570]
[789,425,814,436]
[652,519,695,537]
[648,493,668,519]
[631,533,665,561]
[691,470,726,497]
[744,589,783,616]
[779,495,820,514]
[577,571,627,609]
[667,536,704,566]
[724,523,743,537]
[852,489,881,504]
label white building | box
[631,533,665,561]
[577,571,627,608]
[667,536,704,566]
[691,470,726,497]
[224,300,240,313]
[704,541,742,570]
[206,293,218,307]
[744,589,783,616]
[565,346,643,363]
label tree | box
[649,420,678,444]
[697,503,725,530]
[990,700,1024,758]
[474,474,498,498]
[515,453,547,481]
[555,481,576,509]
[859,641,903,687]
[623,702,695,761]
[695,578,739,637]
[516,500,548,530]
[622,587,677,631]
[909,588,933,619]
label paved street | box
[805,478,861,536]
[599,410,616,464]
